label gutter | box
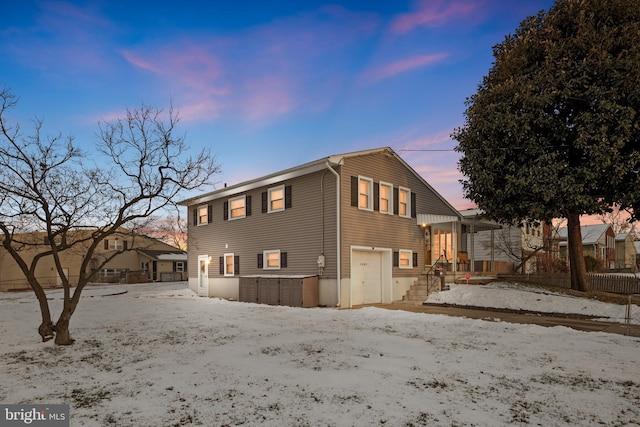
[326,161,341,307]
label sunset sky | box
[1,0,556,209]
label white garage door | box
[352,250,382,305]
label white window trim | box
[263,249,281,270]
[399,249,412,269]
[108,239,124,250]
[379,181,393,215]
[228,195,246,220]
[398,186,411,218]
[197,205,208,225]
[358,176,374,211]
[268,185,285,213]
[223,253,235,277]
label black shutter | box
[219,257,224,275]
[351,176,358,207]
[223,201,229,220]
[285,185,292,209]
[104,240,109,250]
[234,255,240,275]
[262,192,268,213]
[393,251,399,267]
[413,252,418,268]
[257,253,263,269]
[246,195,252,216]
[123,241,128,250]
[393,187,399,215]
[208,204,213,223]
[193,208,197,225]
[281,252,287,268]
[373,182,380,211]
[411,192,417,218]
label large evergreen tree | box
[453,0,640,291]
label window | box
[264,250,281,270]
[358,176,373,210]
[398,187,410,217]
[268,186,284,213]
[399,250,412,269]
[229,196,246,219]
[107,239,125,250]
[175,262,184,273]
[379,182,393,214]
[197,205,209,225]
[224,253,234,276]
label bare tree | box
[596,205,637,236]
[144,209,188,251]
[0,86,220,345]
[483,223,545,273]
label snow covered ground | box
[425,281,640,324]
[1,281,639,426]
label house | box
[0,230,187,291]
[179,147,471,307]
[635,242,640,269]
[615,233,638,269]
[558,224,616,269]
[459,209,551,274]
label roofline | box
[179,147,461,218]
[179,147,404,206]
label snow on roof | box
[557,223,611,246]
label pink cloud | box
[242,78,294,122]
[121,50,161,73]
[362,53,449,84]
[391,0,480,34]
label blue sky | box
[1,0,555,209]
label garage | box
[351,248,392,306]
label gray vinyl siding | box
[187,169,338,279]
[467,225,522,263]
[339,151,459,277]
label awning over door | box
[416,214,460,226]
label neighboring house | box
[615,233,638,269]
[459,209,550,274]
[558,224,616,269]
[0,230,187,291]
[635,241,640,269]
[179,147,466,308]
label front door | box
[197,255,209,296]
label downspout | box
[326,161,341,307]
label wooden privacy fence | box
[501,273,640,294]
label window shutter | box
[123,241,128,250]
[373,182,380,212]
[104,240,109,250]
[223,201,229,220]
[208,204,213,223]
[285,185,292,209]
[246,195,252,216]
[411,192,417,218]
[351,176,358,207]
[234,255,240,275]
[393,251,399,267]
[257,253,263,269]
[281,252,287,268]
[262,192,268,213]
[219,257,224,275]
[193,208,197,225]
[413,252,418,268]
[393,187,399,215]
[173,261,177,272]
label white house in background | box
[459,209,544,274]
